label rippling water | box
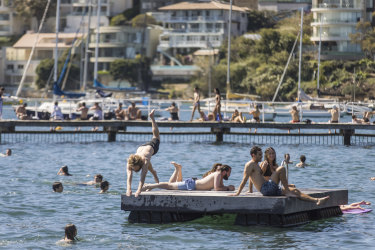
[1,106,375,249]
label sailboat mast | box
[226,0,233,100]
[82,0,93,91]
[317,17,322,97]
[54,0,61,85]
[297,8,303,102]
[94,0,102,81]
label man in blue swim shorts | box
[142,162,235,192]
[230,146,330,206]
[126,109,160,197]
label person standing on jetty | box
[213,88,222,122]
[230,146,330,206]
[126,109,160,197]
[141,162,235,192]
[289,105,300,134]
[190,87,201,121]
[0,86,4,120]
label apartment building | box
[4,33,83,88]
[258,0,311,12]
[311,0,374,59]
[88,25,162,71]
[63,0,133,32]
[0,0,31,36]
[157,1,248,56]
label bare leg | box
[149,109,160,140]
[141,182,175,191]
[168,162,183,183]
[271,166,329,205]
[190,105,197,121]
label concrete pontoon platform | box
[121,189,348,227]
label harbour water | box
[1,106,375,249]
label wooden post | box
[107,131,117,142]
[341,129,354,146]
[211,127,230,142]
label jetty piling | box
[0,120,374,145]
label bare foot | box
[316,196,330,206]
[141,184,151,192]
[149,109,155,120]
[171,161,182,170]
[359,200,371,205]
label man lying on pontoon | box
[141,162,235,192]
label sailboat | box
[272,9,345,118]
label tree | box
[247,10,276,32]
[35,58,54,89]
[131,14,157,28]
[350,21,375,59]
[12,0,56,29]
[110,14,127,26]
[109,59,139,85]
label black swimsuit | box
[171,112,179,120]
[141,138,160,155]
[262,164,273,177]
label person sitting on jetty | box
[363,111,375,121]
[198,111,216,122]
[63,224,77,242]
[190,87,201,121]
[352,115,370,124]
[0,148,11,157]
[165,102,179,121]
[57,165,72,176]
[248,147,278,193]
[76,102,88,120]
[84,174,103,185]
[127,102,142,120]
[230,146,330,206]
[51,102,64,120]
[141,162,235,192]
[100,181,109,193]
[230,110,245,123]
[296,155,309,168]
[340,201,371,212]
[115,103,127,120]
[16,103,29,120]
[89,102,103,131]
[328,105,339,134]
[52,182,63,193]
[127,109,160,197]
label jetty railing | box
[1,120,375,145]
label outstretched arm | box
[135,163,149,197]
[126,168,133,196]
[231,172,250,196]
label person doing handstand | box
[126,109,160,197]
[142,162,235,192]
[230,146,330,206]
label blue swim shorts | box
[260,180,282,196]
[177,178,196,191]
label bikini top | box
[261,162,273,177]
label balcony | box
[158,39,222,49]
[167,16,225,23]
[311,33,352,41]
[311,18,358,25]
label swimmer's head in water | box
[127,154,144,172]
[65,224,77,241]
[100,181,109,192]
[94,174,103,183]
[61,165,70,174]
[52,182,63,192]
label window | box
[18,65,24,69]
[7,64,14,70]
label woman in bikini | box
[213,88,222,121]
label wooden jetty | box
[0,120,375,145]
[121,189,347,227]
